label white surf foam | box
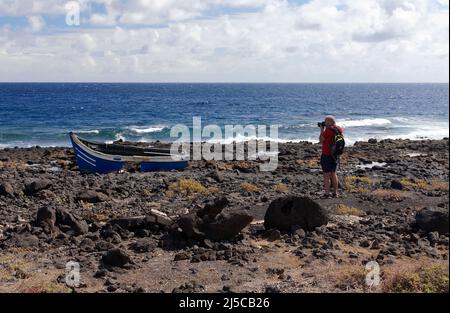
[75,129,100,134]
[206,134,304,145]
[128,126,166,134]
[338,118,392,128]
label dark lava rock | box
[76,190,107,203]
[55,208,89,235]
[131,238,157,253]
[102,248,133,268]
[0,182,14,197]
[265,286,281,293]
[264,196,328,232]
[108,211,173,232]
[36,206,57,233]
[202,211,253,241]
[7,233,40,248]
[197,196,229,220]
[177,196,253,241]
[24,178,52,195]
[36,207,89,235]
[264,229,281,241]
[390,180,404,190]
[416,207,449,235]
[360,239,371,248]
[172,282,205,293]
[174,251,191,261]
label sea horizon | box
[1,83,448,149]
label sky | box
[0,0,448,82]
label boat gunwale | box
[71,133,187,163]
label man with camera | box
[319,116,344,197]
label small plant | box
[371,189,407,202]
[333,265,368,291]
[23,282,73,293]
[344,176,373,193]
[400,178,427,190]
[241,182,259,193]
[429,180,449,192]
[384,264,449,293]
[273,183,289,193]
[336,204,363,216]
[168,179,208,195]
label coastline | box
[0,138,448,292]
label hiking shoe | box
[320,192,331,199]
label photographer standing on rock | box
[319,115,344,198]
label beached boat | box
[70,132,188,174]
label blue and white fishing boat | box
[70,132,188,174]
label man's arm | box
[319,126,325,143]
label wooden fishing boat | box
[70,132,188,174]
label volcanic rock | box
[36,207,89,235]
[76,190,107,203]
[416,207,449,235]
[0,182,14,197]
[131,238,157,253]
[264,196,328,232]
[102,248,133,268]
[24,178,52,195]
[177,196,253,241]
[390,180,404,190]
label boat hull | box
[140,160,188,172]
[70,133,188,174]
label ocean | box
[0,83,448,148]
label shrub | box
[371,189,408,202]
[336,204,363,216]
[273,183,289,193]
[384,264,449,293]
[429,180,449,192]
[168,179,208,195]
[241,182,259,193]
[344,176,373,193]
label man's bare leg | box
[323,172,331,195]
[331,172,339,196]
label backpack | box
[330,127,345,160]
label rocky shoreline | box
[0,138,448,293]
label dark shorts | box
[320,154,337,173]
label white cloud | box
[0,0,448,82]
[27,15,45,32]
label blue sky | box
[0,0,311,29]
[0,0,448,82]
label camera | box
[318,121,326,127]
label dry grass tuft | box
[335,204,364,216]
[383,264,449,293]
[344,176,373,193]
[273,183,289,193]
[332,265,368,292]
[167,179,211,195]
[22,282,72,293]
[400,178,428,190]
[429,180,449,192]
[398,178,448,192]
[371,189,408,202]
[241,182,259,193]
[0,255,32,282]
